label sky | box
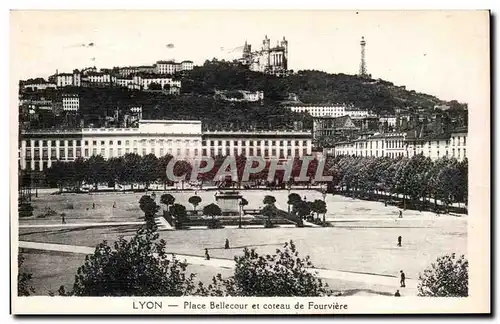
[10,10,489,106]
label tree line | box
[39,152,468,212]
[40,153,332,191]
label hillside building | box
[240,36,288,75]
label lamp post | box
[239,199,242,229]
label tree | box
[262,195,277,227]
[287,193,302,207]
[18,254,35,296]
[73,157,87,189]
[140,154,159,189]
[188,196,202,211]
[106,157,125,188]
[160,193,175,212]
[203,203,222,229]
[196,241,332,296]
[86,155,106,190]
[44,160,67,192]
[139,195,160,229]
[418,253,468,297]
[295,200,311,222]
[263,195,276,206]
[122,153,142,189]
[311,199,327,225]
[157,154,174,189]
[69,228,197,296]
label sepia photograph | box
[10,9,490,315]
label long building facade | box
[331,128,468,161]
[19,120,313,171]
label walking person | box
[225,239,230,250]
[397,236,402,247]
[61,213,66,224]
[205,248,210,260]
[113,201,116,208]
[92,202,95,209]
[400,270,406,288]
[399,210,403,218]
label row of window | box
[23,148,309,171]
[336,148,467,159]
[25,139,201,148]
[24,139,311,148]
[204,148,308,158]
[205,140,309,147]
[25,146,311,161]
[25,147,200,160]
[451,136,467,146]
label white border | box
[3,1,496,322]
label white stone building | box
[287,105,372,119]
[132,75,181,90]
[62,94,79,112]
[181,60,194,71]
[155,61,181,75]
[19,120,203,171]
[379,116,397,127]
[202,130,312,159]
[19,121,314,171]
[333,129,468,162]
[450,127,467,161]
[20,80,57,92]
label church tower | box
[280,36,288,70]
[262,35,271,70]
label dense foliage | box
[418,253,468,297]
[138,195,160,229]
[65,228,198,296]
[42,153,331,190]
[22,60,467,131]
[330,155,468,210]
[18,254,35,296]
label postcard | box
[10,9,490,315]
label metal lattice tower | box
[359,36,368,77]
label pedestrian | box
[394,290,401,297]
[113,201,116,208]
[384,200,388,207]
[397,236,402,247]
[399,210,403,218]
[205,248,210,260]
[400,270,406,287]
[92,202,95,209]
[225,239,230,249]
[61,214,66,224]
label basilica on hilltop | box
[239,35,288,75]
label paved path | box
[18,240,418,292]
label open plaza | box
[18,188,467,297]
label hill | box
[181,59,468,115]
[20,59,467,131]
